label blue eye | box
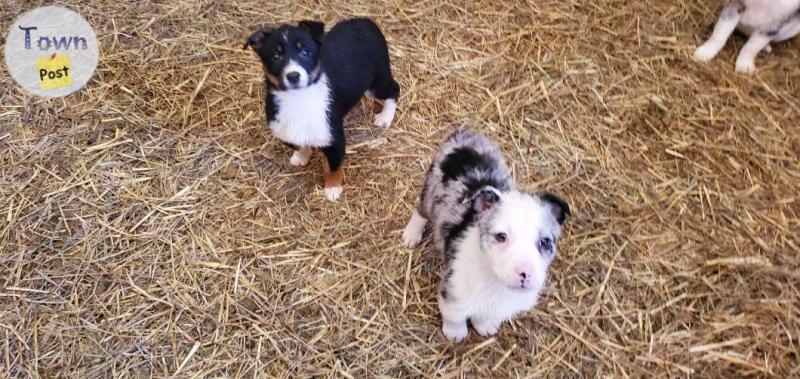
[538,238,553,254]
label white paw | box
[693,43,718,62]
[402,225,423,248]
[735,58,756,74]
[442,323,469,343]
[289,151,310,167]
[324,186,343,202]
[373,112,394,128]
[373,99,397,128]
[402,211,427,248]
[473,319,501,337]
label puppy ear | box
[298,20,325,43]
[540,192,571,225]
[468,187,501,213]
[243,27,273,50]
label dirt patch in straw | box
[1,0,799,377]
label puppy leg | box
[369,73,400,128]
[694,3,743,62]
[289,146,313,167]
[439,299,469,342]
[472,317,502,337]
[402,210,427,248]
[321,135,345,202]
[373,99,397,128]
[735,33,771,74]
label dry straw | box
[1,0,799,377]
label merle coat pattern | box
[403,128,571,341]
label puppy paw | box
[442,323,469,343]
[289,151,311,167]
[473,319,501,337]
[373,112,394,128]
[324,186,343,202]
[402,212,427,248]
[735,58,756,74]
[693,43,718,62]
[402,226,423,248]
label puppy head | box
[243,21,324,90]
[470,188,570,292]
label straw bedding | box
[1,0,798,377]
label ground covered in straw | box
[1,0,799,377]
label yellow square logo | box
[37,53,72,90]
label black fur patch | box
[440,268,454,300]
[440,147,494,183]
[439,222,453,241]
[444,206,477,259]
[265,91,278,122]
[461,177,510,201]
[540,192,571,225]
[298,20,325,44]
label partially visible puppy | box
[244,18,399,201]
[402,128,570,342]
[694,0,800,73]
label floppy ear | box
[540,192,571,225]
[242,27,273,50]
[298,20,325,44]
[468,187,501,213]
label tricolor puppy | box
[244,18,400,201]
[694,0,800,73]
[402,128,570,342]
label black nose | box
[286,72,300,84]
[520,272,527,279]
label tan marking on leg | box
[322,157,343,189]
[321,156,344,201]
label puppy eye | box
[494,233,507,243]
[538,238,553,254]
[300,48,310,57]
[272,50,282,60]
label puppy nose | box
[286,72,300,84]
[515,267,532,281]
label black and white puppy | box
[694,0,800,73]
[402,128,570,342]
[244,18,400,201]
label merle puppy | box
[402,128,570,342]
[694,0,800,73]
[244,18,399,201]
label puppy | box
[694,0,800,73]
[244,19,400,201]
[402,128,570,342]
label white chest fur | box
[740,0,800,41]
[269,74,333,148]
